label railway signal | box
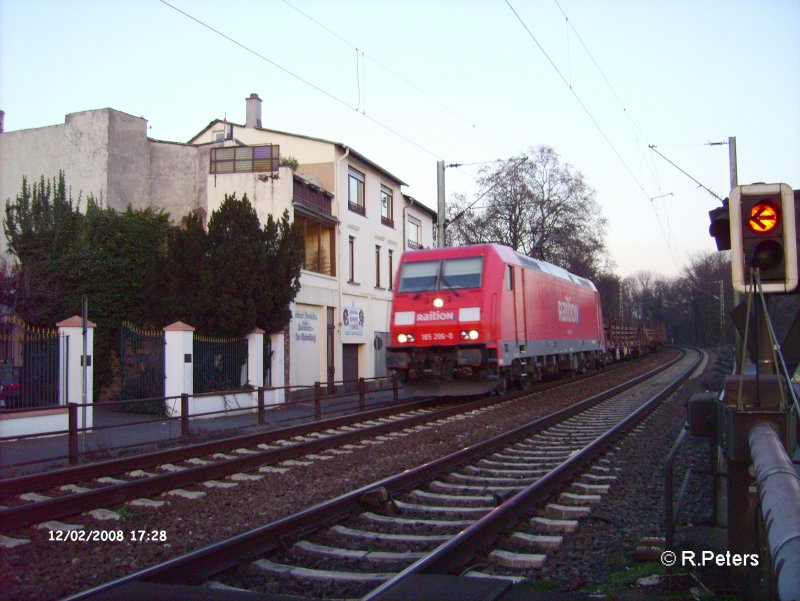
[729,183,797,293]
[708,202,731,251]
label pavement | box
[0,386,412,477]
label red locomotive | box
[386,244,608,395]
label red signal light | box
[746,201,779,234]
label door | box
[373,332,389,378]
[343,344,359,392]
[513,267,526,350]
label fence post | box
[392,374,399,403]
[68,402,78,465]
[180,393,189,438]
[57,316,96,430]
[257,387,265,425]
[358,377,366,411]
[314,382,322,420]
[163,321,195,419]
[247,329,265,412]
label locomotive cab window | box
[398,261,440,293]
[397,256,484,293]
[442,257,483,289]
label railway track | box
[60,348,698,601]
[0,357,655,537]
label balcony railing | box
[210,144,280,174]
[294,180,332,215]
[348,201,366,216]
[407,239,422,249]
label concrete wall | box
[149,141,208,220]
[206,167,293,226]
[0,108,208,256]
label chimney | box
[245,93,262,129]
[0,110,4,133]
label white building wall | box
[206,167,294,224]
[334,149,403,384]
[289,303,322,387]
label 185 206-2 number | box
[48,529,167,542]
[420,332,454,341]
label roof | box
[402,193,437,219]
[189,119,408,186]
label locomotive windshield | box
[398,257,483,293]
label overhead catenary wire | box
[505,0,683,271]
[278,0,515,157]
[158,0,444,160]
[648,145,724,202]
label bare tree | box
[446,146,608,279]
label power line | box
[158,0,444,160]
[504,0,683,270]
[648,145,724,202]
[279,0,515,156]
[504,1,648,198]
[446,156,529,226]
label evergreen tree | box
[3,172,85,324]
[196,194,303,337]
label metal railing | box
[0,318,65,410]
[0,375,400,471]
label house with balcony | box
[0,95,437,393]
[190,94,437,391]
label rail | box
[60,352,685,600]
[364,348,699,600]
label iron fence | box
[0,316,64,410]
[119,322,165,414]
[193,334,248,393]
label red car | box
[386,244,606,395]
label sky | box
[1,0,798,279]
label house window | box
[388,250,394,290]
[407,216,422,249]
[348,236,356,283]
[295,214,336,276]
[375,245,381,288]
[348,167,365,215]
[380,185,394,228]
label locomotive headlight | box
[468,329,479,340]
[433,297,444,308]
[397,333,408,343]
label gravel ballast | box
[0,350,709,601]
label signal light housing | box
[730,183,797,293]
[708,204,731,251]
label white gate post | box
[56,316,95,429]
[163,321,194,418]
[265,331,285,405]
[247,328,265,409]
